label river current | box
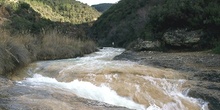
[15,47,208,110]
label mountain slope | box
[0,0,97,75]
[24,0,101,24]
[90,0,164,47]
[90,0,220,49]
[0,0,100,35]
[92,3,113,13]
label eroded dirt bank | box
[114,50,220,110]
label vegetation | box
[37,31,96,60]
[148,0,220,42]
[0,30,96,76]
[4,2,55,34]
[90,0,220,50]
[0,0,98,76]
[213,43,220,54]
[92,3,113,13]
[90,0,163,47]
[24,0,100,24]
[1,1,98,35]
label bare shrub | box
[0,31,32,75]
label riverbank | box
[0,30,97,77]
[114,50,220,110]
[0,48,129,110]
[0,48,214,109]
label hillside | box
[24,0,100,24]
[90,0,164,47]
[90,0,220,52]
[0,0,100,35]
[0,0,97,76]
[92,3,113,13]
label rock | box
[0,77,13,87]
[129,38,161,51]
[188,82,220,110]
[194,70,220,83]
[163,29,203,47]
[0,85,130,110]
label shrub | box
[0,32,31,75]
[213,43,220,54]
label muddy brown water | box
[4,48,209,110]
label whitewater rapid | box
[16,47,208,110]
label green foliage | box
[1,2,56,34]
[92,3,113,13]
[91,0,220,49]
[90,0,152,47]
[213,42,220,54]
[24,0,100,24]
[148,0,220,38]
[1,1,94,36]
[0,0,98,75]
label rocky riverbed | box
[0,76,129,110]
[0,48,219,110]
[114,50,220,110]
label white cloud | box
[76,0,120,5]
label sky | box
[76,0,120,6]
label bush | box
[0,32,32,76]
[213,43,220,54]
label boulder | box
[163,29,203,47]
[131,38,161,51]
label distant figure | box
[112,42,115,47]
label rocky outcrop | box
[163,29,203,47]
[129,39,161,51]
[188,81,220,110]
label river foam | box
[16,47,209,110]
[19,74,146,110]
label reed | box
[37,30,97,60]
[0,30,97,75]
[0,31,31,75]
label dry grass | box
[0,30,97,75]
[37,31,97,60]
[0,31,32,75]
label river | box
[7,47,208,110]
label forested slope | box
[90,0,220,51]
[92,3,113,13]
[24,0,100,24]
